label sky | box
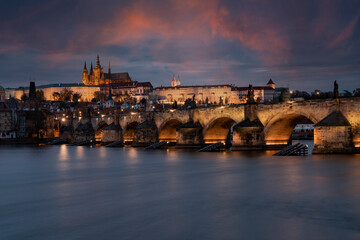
[0,0,359,91]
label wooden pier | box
[145,141,168,150]
[274,143,308,156]
[198,142,224,152]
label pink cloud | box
[87,0,291,66]
[327,15,359,48]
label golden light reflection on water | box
[215,151,229,162]
[98,146,107,159]
[76,146,85,160]
[126,147,139,164]
[57,145,71,171]
[58,145,69,161]
[165,148,181,162]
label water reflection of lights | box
[123,148,139,165]
[76,146,85,159]
[128,147,138,159]
[58,145,69,161]
[165,149,181,162]
[98,146,107,159]
[218,151,228,161]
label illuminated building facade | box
[82,55,132,86]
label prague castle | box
[2,54,276,104]
[82,55,132,85]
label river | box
[1,143,360,239]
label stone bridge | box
[61,97,360,153]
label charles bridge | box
[60,97,360,154]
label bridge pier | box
[232,118,265,150]
[132,120,158,147]
[176,120,204,148]
[101,123,122,144]
[73,122,95,144]
[313,111,354,154]
[59,125,74,143]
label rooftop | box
[267,79,275,85]
[104,72,131,80]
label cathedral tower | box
[82,62,89,85]
[92,55,104,85]
[176,75,181,86]
[171,75,176,87]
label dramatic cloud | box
[0,0,359,91]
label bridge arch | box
[264,113,316,145]
[123,121,140,143]
[353,128,360,148]
[203,117,236,144]
[158,118,183,142]
[95,121,108,142]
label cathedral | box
[171,75,181,87]
[82,55,132,86]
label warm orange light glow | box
[204,140,225,144]
[265,140,289,145]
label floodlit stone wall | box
[101,129,122,143]
[313,126,353,153]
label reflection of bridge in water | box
[63,97,360,154]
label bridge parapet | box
[256,99,340,130]
[118,113,147,130]
[193,105,245,130]
[154,109,190,129]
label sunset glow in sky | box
[0,0,359,90]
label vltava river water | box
[1,144,360,240]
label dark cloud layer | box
[0,0,359,91]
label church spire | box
[90,62,93,74]
[96,55,100,69]
[171,74,176,87]
[82,61,89,85]
[108,61,111,74]
[177,74,181,86]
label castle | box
[82,55,132,86]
